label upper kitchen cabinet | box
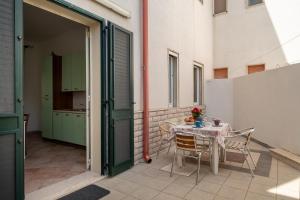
[62,53,86,92]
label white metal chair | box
[156,121,177,159]
[170,131,210,185]
[224,127,256,177]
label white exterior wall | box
[206,64,300,155]
[214,0,300,78]
[149,0,214,110]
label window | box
[214,68,228,79]
[214,0,227,15]
[168,52,178,107]
[248,0,263,6]
[248,64,265,74]
[193,64,204,105]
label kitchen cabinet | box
[52,111,86,146]
[41,56,53,139]
[61,54,72,92]
[62,53,85,92]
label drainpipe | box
[142,0,152,163]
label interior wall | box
[23,41,42,132]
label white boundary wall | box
[206,64,300,155]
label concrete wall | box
[206,64,300,155]
[205,79,234,126]
[149,0,214,110]
[214,0,300,78]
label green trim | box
[15,0,24,199]
[50,0,104,22]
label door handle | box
[17,98,22,103]
[17,139,22,144]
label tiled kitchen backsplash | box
[73,91,86,109]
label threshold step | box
[270,148,300,171]
[25,171,104,200]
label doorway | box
[23,3,90,193]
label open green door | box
[108,23,134,176]
[0,0,24,199]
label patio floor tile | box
[93,141,300,200]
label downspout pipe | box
[142,0,152,163]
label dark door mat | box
[58,185,110,200]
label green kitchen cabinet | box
[62,54,72,92]
[61,112,73,142]
[53,112,64,141]
[62,53,85,92]
[70,113,86,145]
[41,56,53,139]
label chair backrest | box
[227,127,255,146]
[175,132,197,152]
[24,114,30,133]
[158,121,176,137]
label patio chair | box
[156,121,177,159]
[224,127,256,177]
[170,131,210,185]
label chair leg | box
[170,148,177,177]
[246,147,256,169]
[241,150,254,177]
[156,139,163,159]
[167,140,172,154]
[196,153,201,185]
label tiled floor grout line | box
[243,177,254,200]
[213,170,232,200]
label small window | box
[248,0,263,6]
[214,0,227,15]
[214,68,228,79]
[193,64,204,105]
[168,52,178,107]
[248,64,265,74]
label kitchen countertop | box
[53,109,86,113]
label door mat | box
[58,185,110,200]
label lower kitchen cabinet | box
[53,111,86,146]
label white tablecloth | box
[170,123,230,148]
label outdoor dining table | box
[171,122,230,175]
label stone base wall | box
[134,106,193,164]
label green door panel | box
[62,112,73,142]
[41,57,53,139]
[71,54,82,91]
[108,23,134,176]
[53,112,63,141]
[62,55,72,92]
[71,113,86,145]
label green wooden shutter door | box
[0,0,24,199]
[108,23,133,176]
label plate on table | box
[212,124,223,127]
[185,121,194,125]
[192,125,204,128]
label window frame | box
[246,0,264,8]
[213,0,228,16]
[168,50,179,108]
[193,62,204,106]
[247,64,265,74]
[214,67,228,79]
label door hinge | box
[87,95,91,102]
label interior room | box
[23,3,88,193]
